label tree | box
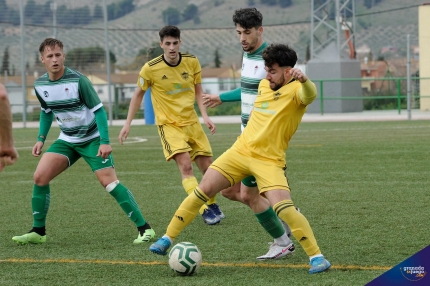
[65,47,116,72]
[214,48,221,68]
[182,4,198,21]
[162,8,181,25]
[0,0,7,22]
[279,0,292,8]
[247,0,255,6]
[24,0,36,18]
[1,46,10,76]
[94,4,103,19]
[261,0,277,5]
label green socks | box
[32,184,51,228]
[255,207,285,239]
[108,181,147,228]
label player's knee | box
[221,187,241,202]
[33,171,49,186]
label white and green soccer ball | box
[168,242,202,276]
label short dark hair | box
[233,8,263,29]
[39,38,63,54]
[159,26,181,42]
[262,44,297,68]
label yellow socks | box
[182,177,210,214]
[273,200,321,257]
[166,187,210,239]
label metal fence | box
[0,0,424,124]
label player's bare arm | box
[202,93,222,108]
[119,87,145,144]
[195,84,216,134]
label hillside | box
[0,0,423,75]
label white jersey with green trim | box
[240,42,268,131]
[34,67,103,143]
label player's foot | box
[208,203,225,219]
[256,242,295,260]
[201,208,220,225]
[149,237,171,255]
[133,228,156,244]
[309,256,331,274]
[279,207,300,238]
[12,232,46,245]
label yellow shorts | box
[157,122,213,161]
[210,146,290,193]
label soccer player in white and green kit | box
[12,38,155,245]
[202,8,295,260]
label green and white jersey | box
[34,67,103,143]
[240,42,268,131]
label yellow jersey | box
[234,78,315,164]
[137,53,202,126]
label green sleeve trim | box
[38,111,53,143]
[220,87,241,102]
[94,108,110,144]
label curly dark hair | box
[39,38,63,54]
[232,8,263,29]
[159,25,181,41]
[262,44,297,68]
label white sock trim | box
[309,254,323,261]
[106,180,120,192]
[162,235,173,244]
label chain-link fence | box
[0,0,423,124]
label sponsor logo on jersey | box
[58,116,81,123]
[273,91,281,101]
[162,75,168,80]
[43,91,49,97]
[261,101,269,109]
[254,65,258,75]
[139,77,144,86]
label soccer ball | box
[168,242,202,276]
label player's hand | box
[118,125,130,145]
[202,93,222,108]
[32,141,44,157]
[203,117,216,135]
[97,144,112,159]
[0,147,19,172]
[289,68,308,83]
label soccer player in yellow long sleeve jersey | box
[150,44,331,274]
[119,26,223,225]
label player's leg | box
[188,121,224,220]
[194,154,225,219]
[12,140,72,245]
[150,147,245,255]
[174,152,219,225]
[150,167,231,255]
[158,124,219,225]
[83,139,155,244]
[239,183,294,260]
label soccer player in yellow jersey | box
[119,26,223,225]
[150,43,331,274]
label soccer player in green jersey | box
[150,44,331,274]
[203,8,296,260]
[12,38,155,245]
[0,83,19,172]
[119,26,223,225]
